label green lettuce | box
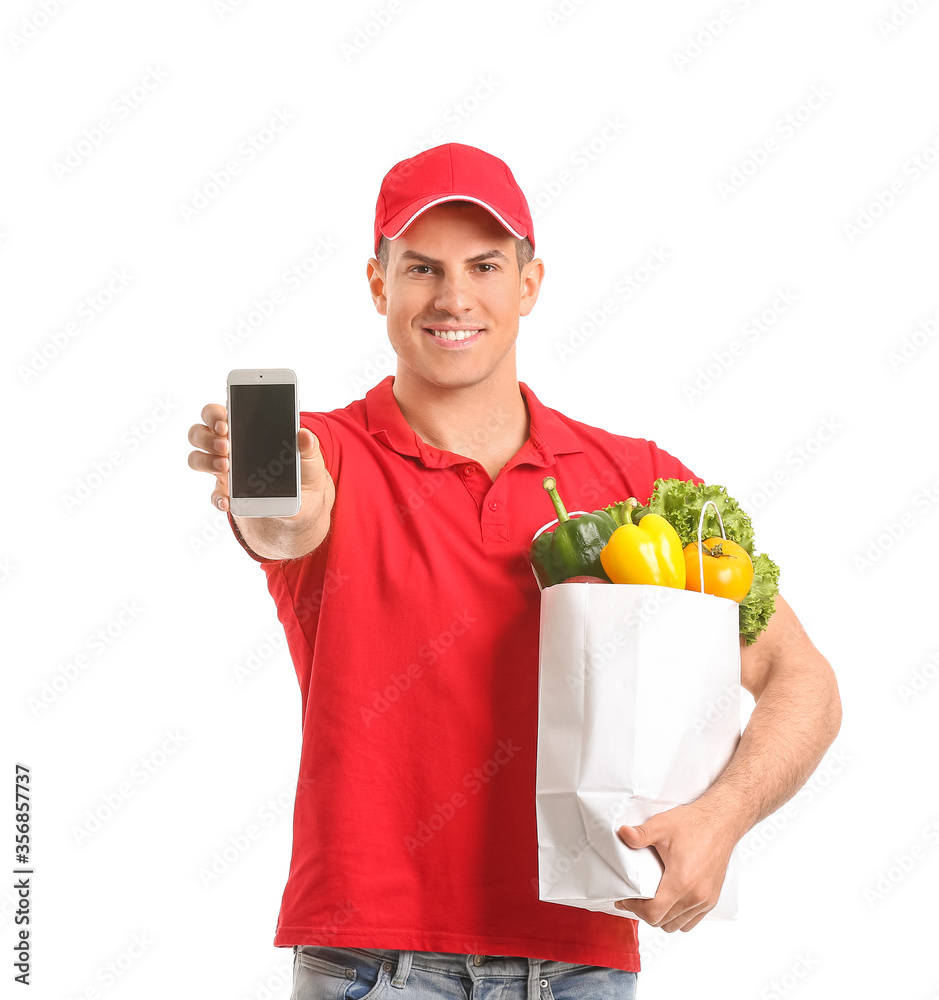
[632,478,780,645]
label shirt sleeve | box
[645,439,704,488]
[225,411,339,564]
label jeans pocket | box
[292,947,390,1000]
[545,965,637,1000]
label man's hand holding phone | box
[187,400,335,561]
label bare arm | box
[187,403,336,561]
[695,593,842,839]
[616,593,842,932]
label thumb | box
[617,824,652,848]
[298,428,328,492]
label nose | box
[433,270,475,315]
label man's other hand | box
[614,802,735,933]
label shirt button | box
[464,465,477,476]
[473,955,485,966]
[488,500,498,510]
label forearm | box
[696,648,842,844]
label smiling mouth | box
[424,328,483,342]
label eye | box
[410,265,433,274]
[476,263,496,272]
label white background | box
[3,1,938,998]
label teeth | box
[431,329,479,341]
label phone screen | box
[229,383,297,499]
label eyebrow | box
[398,248,511,266]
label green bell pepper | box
[530,477,618,587]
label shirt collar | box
[364,375,584,469]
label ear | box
[519,258,544,318]
[367,258,387,316]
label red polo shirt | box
[227,375,701,972]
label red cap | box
[374,143,534,256]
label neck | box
[391,360,530,477]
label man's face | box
[367,202,543,391]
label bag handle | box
[530,512,592,592]
[696,500,727,595]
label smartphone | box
[226,369,300,517]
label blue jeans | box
[289,947,637,999]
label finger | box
[678,909,709,934]
[187,422,228,455]
[201,403,227,433]
[187,447,229,476]
[661,900,711,934]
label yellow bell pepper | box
[599,498,687,589]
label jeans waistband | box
[297,946,586,988]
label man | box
[188,143,841,999]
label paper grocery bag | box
[535,582,742,921]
